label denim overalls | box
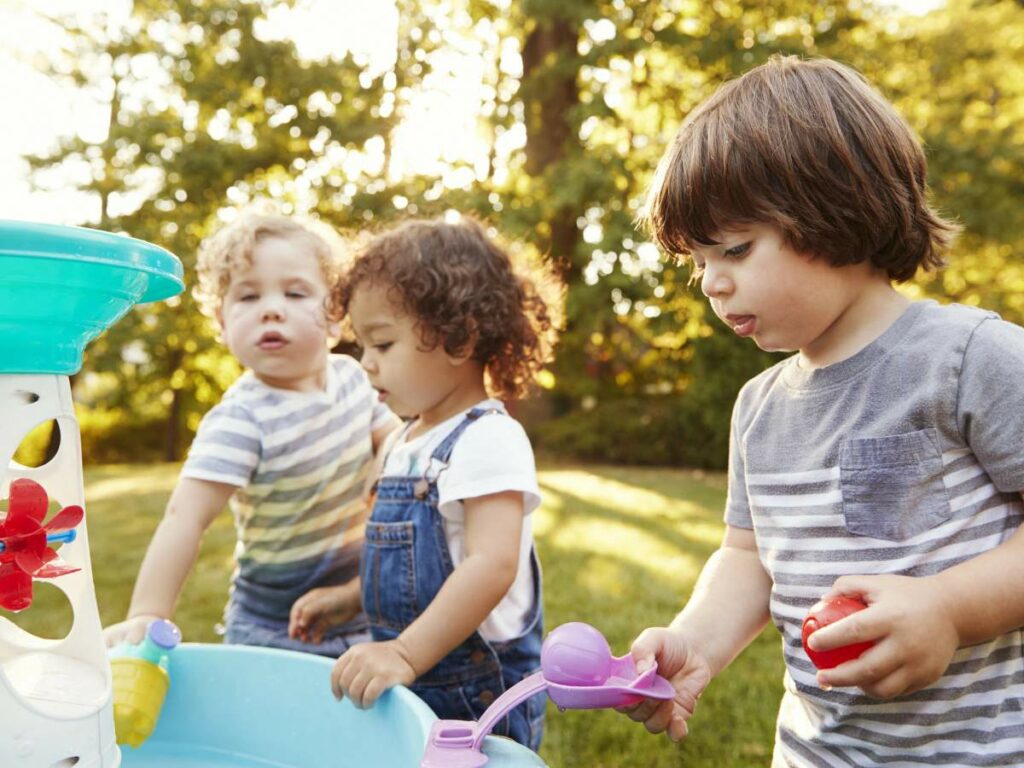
[361,407,546,751]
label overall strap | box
[430,406,503,464]
[413,405,505,495]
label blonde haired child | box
[105,211,399,656]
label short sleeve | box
[181,399,261,488]
[957,317,1024,493]
[724,392,754,528]
[436,414,541,521]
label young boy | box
[104,212,398,656]
[624,56,1024,765]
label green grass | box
[7,462,783,767]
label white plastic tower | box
[0,219,182,768]
[1,374,119,767]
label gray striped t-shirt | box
[727,301,1024,767]
[182,354,396,626]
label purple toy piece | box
[420,622,675,767]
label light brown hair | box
[336,215,561,401]
[194,212,344,320]
[644,55,958,281]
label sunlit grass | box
[4,462,783,767]
[535,464,781,768]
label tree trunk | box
[164,348,184,461]
[521,16,581,282]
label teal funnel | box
[0,219,184,374]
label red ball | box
[801,596,874,670]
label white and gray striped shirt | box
[728,301,1024,766]
[182,354,396,625]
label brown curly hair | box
[336,215,562,401]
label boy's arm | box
[811,495,1024,696]
[665,525,772,674]
[331,490,523,706]
[624,525,772,741]
[935,498,1024,643]
[104,477,236,646]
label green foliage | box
[22,0,1024,467]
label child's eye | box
[373,342,393,352]
[286,291,309,299]
[239,293,258,302]
[724,242,751,258]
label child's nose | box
[261,299,285,321]
[701,266,733,299]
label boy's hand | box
[330,639,417,709]
[103,614,163,648]
[289,583,361,644]
[807,574,960,698]
[618,627,713,742]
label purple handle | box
[470,672,547,751]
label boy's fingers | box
[667,713,689,742]
[816,644,897,689]
[630,628,668,674]
[363,678,388,708]
[349,669,373,709]
[331,655,352,700]
[626,700,667,724]
[641,701,674,735]
[807,612,876,651]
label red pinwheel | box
[0,478,82,612]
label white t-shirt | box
[380,399,541,642]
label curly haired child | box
[325,214,560,752]
[105,211,399,657]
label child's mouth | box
[257,331,288,350]
[727,314,757,337]
[376,389,389,402]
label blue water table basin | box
[0,219,184,374]
[119,644,547,767]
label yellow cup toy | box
[110,619,181,748]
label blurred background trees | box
[18,0,1024,469]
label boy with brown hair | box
[624,56,1024,765]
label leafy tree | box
[26,0,421,459]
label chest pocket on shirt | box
[839,428,951,541]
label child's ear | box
[447,328,478,367]
[448,319,479,364]
[448,347,474,367]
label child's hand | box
[618,627,713,742]
[103,614,162,648]
[330,638,417,709]
[289,583,361,644]
[807,574,960,698]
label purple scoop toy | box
[420,622,675,767]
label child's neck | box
[799,282,911,370]
[253,361,328,393]
[409,372,489,440]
